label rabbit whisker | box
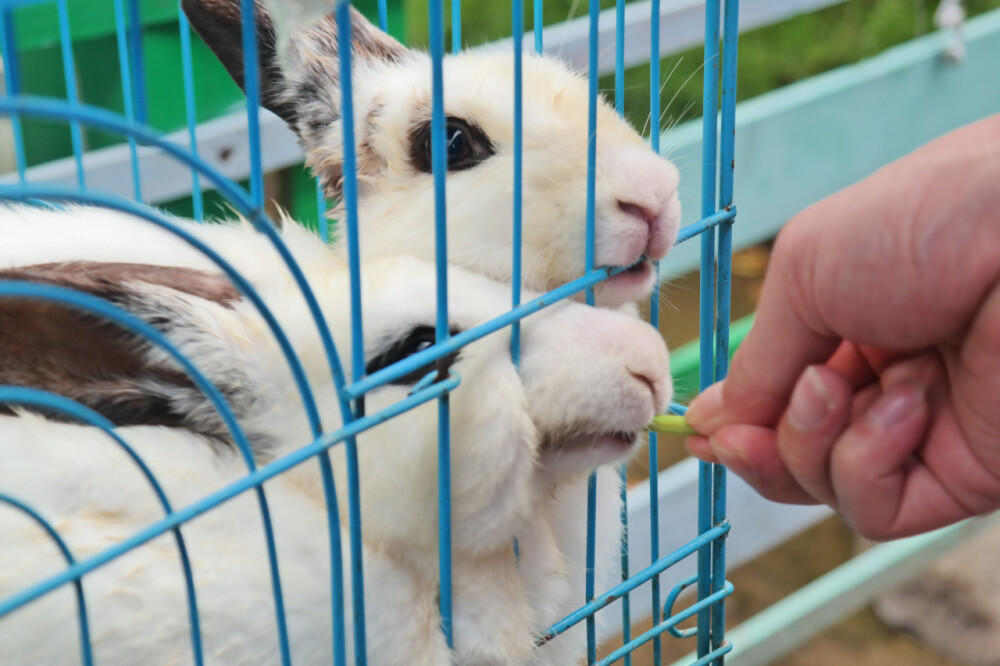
[641,56,686,138]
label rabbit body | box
[0,207,671,665]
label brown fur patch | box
[0,263,239,431]
[3,262,241,304]
[0,299,196,427]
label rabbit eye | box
[410,116,495,174]
[446,124,470,162]
[366,325,461,385]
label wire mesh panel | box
[0,0,737,664]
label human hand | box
[685,115,1000,540]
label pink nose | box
[617,199,670,258]
[617,200,658,228]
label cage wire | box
[0,0,738,663]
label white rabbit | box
[181,0,681,308]
[0,206,671,665]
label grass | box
[403,0,1000,138]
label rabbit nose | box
[628,365,667,411]
[617,199,672,260]
[617,200,658,228]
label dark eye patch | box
[409,116,495,174]
[366,325,461,385]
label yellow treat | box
[648,414,697,435]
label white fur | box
[0,206,671,665]
[186,1,682,307]
[327,49,682,309]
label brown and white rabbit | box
[181,0,681,308]
[0,206,671,664]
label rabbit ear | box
[0,262,254,447]
[182,0,407,142]
[181,0,297,125]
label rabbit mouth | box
[539,430,642,475]
[595,259,656,304]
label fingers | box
[686,423,820,506]
[828,382,935,539]
[685,374,934,525]
[697,353,983,539]
[775,366,853,507]
[687,366,857,507]
[686,359,941,525]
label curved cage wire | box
[0,0,738,663]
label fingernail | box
[686,382,724,428]
[787,366,832,431]
[867,383,922,428]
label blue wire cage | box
[0,0,738,663]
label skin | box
[684,114,1000,541]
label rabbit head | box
[182,0,682,307]
[0,206,671,561]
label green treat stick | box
[648,414,697,435]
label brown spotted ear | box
[181,0,407,146]
[181,0,299,125]
[0,263,254,448]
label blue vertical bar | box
[377,0,389,31]
[178,13,204,220]
[429,0,454,649]
[647,295,662,666]
[615,0,625,115]
[239,3,291,663]
[112,0,143,201]
[718,0,739,215]
[451,0,461,52]
[584,5,598,304]
[585,468,598,664]
[648,1,663,663]
[649,0,660,152]
[614,2,632,662]
[0,9,27,182]
[511,0,523,363]
[618,462,632,665]
[534,0,543,53]
[710,1,739,662]
[698,0,721,661]
[585,1,600,660]
[126,0,147,123]
[334,3,369,662]
[55,0,85,188]
[240,0,264,210]
[321,450,349,666]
